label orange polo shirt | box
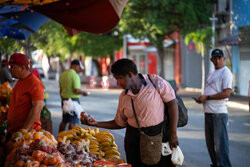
[7,73,44,133]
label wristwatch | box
[207,96,211,100]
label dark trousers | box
[124,125,175,167]
[205,113,231,167]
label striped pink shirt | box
[115,74,176,128]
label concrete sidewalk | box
[177,88,250,112]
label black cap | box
[71,59,84,70]
[211,49,224,57]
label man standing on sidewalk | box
[59,59,88,132]
[194,49,233,167]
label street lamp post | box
[209,12,218,72]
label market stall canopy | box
[0,0,60,5]
[0,5,49,39]
[32,0,128,35]
[0,0,128,39]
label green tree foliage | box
[120,0,214,77]
[33,20,71,61]
[32,21,122,62]
[75,29,123,58]
[0,37,21,57]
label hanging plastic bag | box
[171,146,184,166]
[162,142,172,156]
[63,99,84,119]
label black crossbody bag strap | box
[147,74,170,141]
[131,98,141,132]
[147,74,169,121]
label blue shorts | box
[61,98,80,124]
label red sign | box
[187,43,195,51]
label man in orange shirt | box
[4,53,44,134]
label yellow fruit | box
[90,151,100,155]
[94,128,99,134]
[99,150,105,157]
[74,136,81,140]
[101,146,118,152]
[113,143,118,148]
[89,148,99,152]
[84,136,96,141]
[96,131,114,141]
[57,131,67,138]
[104,150,120,156]
[89,129,95,136]
[97,136,112,143]
[62,136,67,143]
[66,134,74,139]
[104,154,120,160]
[57,138,63,142]
[84,127,91,131]
[80,128,88,133]
[100,141,111,147]
[90,140,99,145]
[89,143,99,149]
[72,140,80,145]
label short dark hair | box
[111,59,138,76]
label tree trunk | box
[225,46,232,69]
[157,46,165,78]
[24,38,32,59]
[201,46,205,94]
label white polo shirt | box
[203,66,233,114]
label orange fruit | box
[43,157,49,165]
[56,163,64,167]
[47,134,53,140]
[24,133,31,140]
[30,161,40,167]
[40,165,47,167]
[41,136,48,143]
[25,140,32,146]
[48,157,57,165]
[15,160,25,167]
[33,132,41,140]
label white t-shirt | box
[203,66,233,113]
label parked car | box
[32,64,45,78]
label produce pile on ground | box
[4,127,128,167]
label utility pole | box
[209,5,218,72]
[123,34,127,58]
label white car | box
[32,64,45,78]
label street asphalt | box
[43,79,250,167]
